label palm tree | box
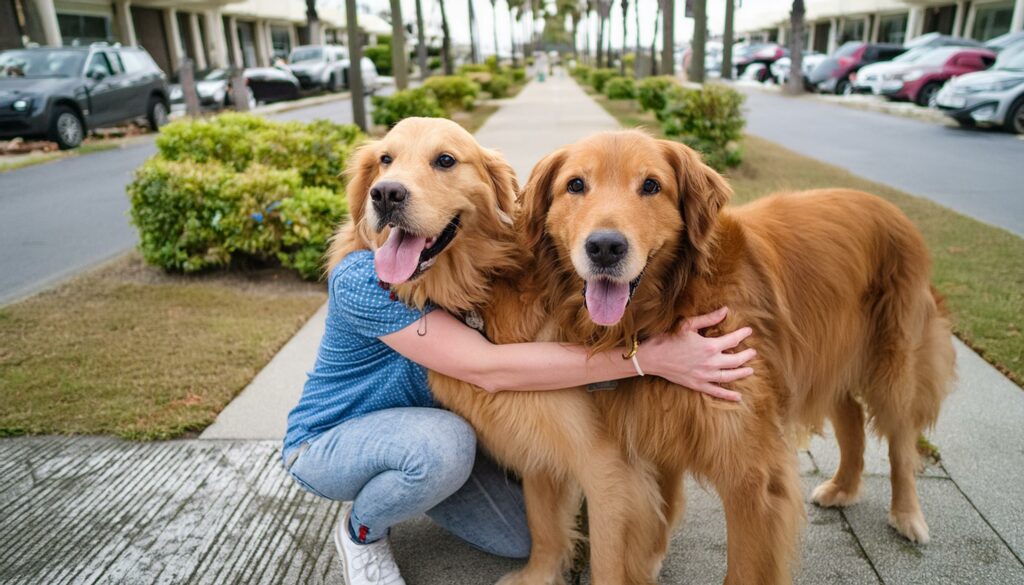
[689,0,706,83]
[649,0,660,75]
[787,0,806,94]
[468,0,480,64]
[415,0,429,79]
[439,0,454,74]
[390,0,408,89]
[721,0,735,79]
[619,0,628,76]
[556,0,580,59]
[660,0,673,75]
[595,0,611,67]
[633,0,641,76]
[508,0,524,65]
[490,0,501,60]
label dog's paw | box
[811,479,862,507]
[496,569,565,585]
[889,510,930,544]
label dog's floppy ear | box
[481,147,518,227]
[659,139,731,275]
[325,140,381,272]
[518,148,567,251]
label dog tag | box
[586,380,619,392]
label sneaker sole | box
[335,507,353,585]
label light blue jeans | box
[286,407,531,558]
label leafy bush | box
[458,63,490,75]
[371,88,446,127]
[428,57,442,70]
[482,73,512,98]
[484,55,501,73]
[659,84,745,170]
[363,45,392,76]
[587,68,618,92]
[509,67,527,83]
[571,65,593,81]
[155,113,361,191]
[422,75,481,112]
[637,76,678,113]
[129,115,358,278]
[604,76,636,100]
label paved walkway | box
[3,75,1024,585]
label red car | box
[855,47,996,106]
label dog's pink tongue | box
[585,279,631,326]
[374,228,427,284]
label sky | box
[321,0,739,54]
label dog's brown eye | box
[380,154,393,165]
[567,178,585,194]
[642,178,660,195]
[435,153,456,169]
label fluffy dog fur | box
[329,118,663,585]
[521,130,957,584]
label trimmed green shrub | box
[371,88,446,127]
[637,76,678,113]
[428,57,442,70]
[363,45,392,76]
[659,84,745,170]
[509,67,527,83]
[484,55,501,73]
[587,68,618,92]
[482,73,512,98]
[458,63,489,75]
[604,76,636,100]
[570,64,593,81]
[422,75,480,113]
[129,114,358,278]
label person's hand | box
[641,307,755,402]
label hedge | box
[604,77,637,100]
[371,88,446,127]
[129,114,359,279]
[659,84,745,170]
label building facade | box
[735,0,1024,53]
[2,0,386,75]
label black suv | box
[0,44,170,149]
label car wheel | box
[327,73,339,93]
[48,105,84,150]
[1005,97,1024,135]
[915,82,942,108]
[836,79,852,96]
[147,97,169,131]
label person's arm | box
[381,307,754,401]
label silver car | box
[935,43,1024,133]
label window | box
[878,13,908,45]
[57,13,110,45]
[271,26,292,61]
[85,51,113,77]
[839,19,866,44]
[105,51,124,74]
[972,4,1014,42]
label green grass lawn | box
[0,255,325,439]
[594,94,1024,386]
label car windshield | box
[994,44,1024,70]
[0,49,86,78]
[834,42,864,58]
[916,48,959,66]
[289,47,323,63]
[894,47,930,63]
[201,69,227,81]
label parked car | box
[935,43,1024,133]
[770,52,826,88]
[0,44,169,149]
[855,47,995,106]
[733,42,785,82]
[287,45,379,93]
[905,32,983,50]
[807,42,905,95]
[169,67,300,109]
[984,31,1024,53]
[682,41,723,77]
[854,39,988,94]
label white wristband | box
[631,354,644,376]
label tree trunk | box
[415,0,429,79]
[787,0,806,94]
[390,0,408,89]
[689,0,706,83]
[491,0,501,60]
[468,0,479,64]
[343,0,366,130]
[509,10,518,66]
[440,0,454,74]
[721,0,735,79]
[306,0,321,44]
[634,0,641,77]
[660,0,673,75]
[620,0,628,76]
[650,2,660,75]
[596,15,604,67]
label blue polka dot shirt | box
[283,250,435,458]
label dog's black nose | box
[585,231,629,268]
[370,181,409,217]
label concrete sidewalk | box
[3,75,1023,585]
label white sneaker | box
[334,502,406,585]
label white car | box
[935,43,1024,133]
[770,53,826,87]
[287,45,379,93]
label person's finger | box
[714,349,757,369]
[717,366,755,383]
[680,306,729,332]
[696,383,743,402]
[712,326,753,351]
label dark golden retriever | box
[329,118,663,585]
[520,130,957,584]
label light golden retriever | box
[520,130,957,584]
[329,118,662,585]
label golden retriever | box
[328,118,662,585]
[519,130,957,584]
